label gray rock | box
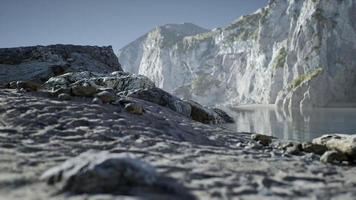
[43,72,232,124]
[124,103,144,115]
[44,71,155,94]
[128,88,233,124]
[285,144,302,156]
[16,81,41,92]
[186,100,234,124]
[8,81,17,89]
[71,83,97,97]
[312,134,356,160]
[40,151,157,194]
[251,134,275,146]
[320,150,348,164]
[96,91,116,103]
[302,142,328,155]
[213,108,235,123]
[92,97,103,104]
[0,45,122,85]
[57,93,71,101]
[128,87,191,117]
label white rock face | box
[118,0,356,112]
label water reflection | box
[222,105,356,142]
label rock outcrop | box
[118,0,356,112]
[0,44,122,85]
[43,71,233,124]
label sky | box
[0,0,267,53]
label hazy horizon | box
[0,0,267,53]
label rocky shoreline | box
[1,45,356,199]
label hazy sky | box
[0,0,267,52]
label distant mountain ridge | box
[118,0,356,112]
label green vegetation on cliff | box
[272,47,287,69]
[288,67,323,90]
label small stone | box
[124,103,144,115]
[285,144,302,155]
[58,93,71,101]
[302,142,328,155]
[51,88,71,97]
[8,81,17,89]
[96,91,116,104]
[280,142,302,155]
[251,134,275,146]
[320,150,348,164]
[92,97,103,104]
[16,81,41,91]
[71,84,96,97]
[71,83,97,97]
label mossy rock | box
[288,67,324,90]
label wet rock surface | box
[1,89,356,200]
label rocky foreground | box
[1,45,356,199]
[1,89,356,200]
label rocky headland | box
[0,44,356,200]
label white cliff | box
[118,0,356,112]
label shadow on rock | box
[41,150,196,200]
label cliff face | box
[118,0,356,111]
[0,44,122,84]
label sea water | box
[222,105,356,142]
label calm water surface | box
[222,105,356,142]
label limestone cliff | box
[118,0,356,112]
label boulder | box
[312,134,356,160]
[41,151,157,194]
[44,71,155,94]
[128,87,191,118]
[186,100,234,124]
[320,150,348,164]
[251,134,275,146]
[16,81,41,92]
[0,45,122,84]
[128,88,234,124]
[213,108,235,123]
[301,142,328,155]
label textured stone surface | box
[302,142,328,155]
[313,134,356,159]
[124,103,144,115]
[1,89,356,199]
[0,45,122,84]
[128,88,233,124]
[95,91,116,103]
[41,151,158,194]
[320,150,348,164]
[118,0,356,111]
[44,71,155,94]
[251,133,275,146]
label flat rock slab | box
[0,89,356,200]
